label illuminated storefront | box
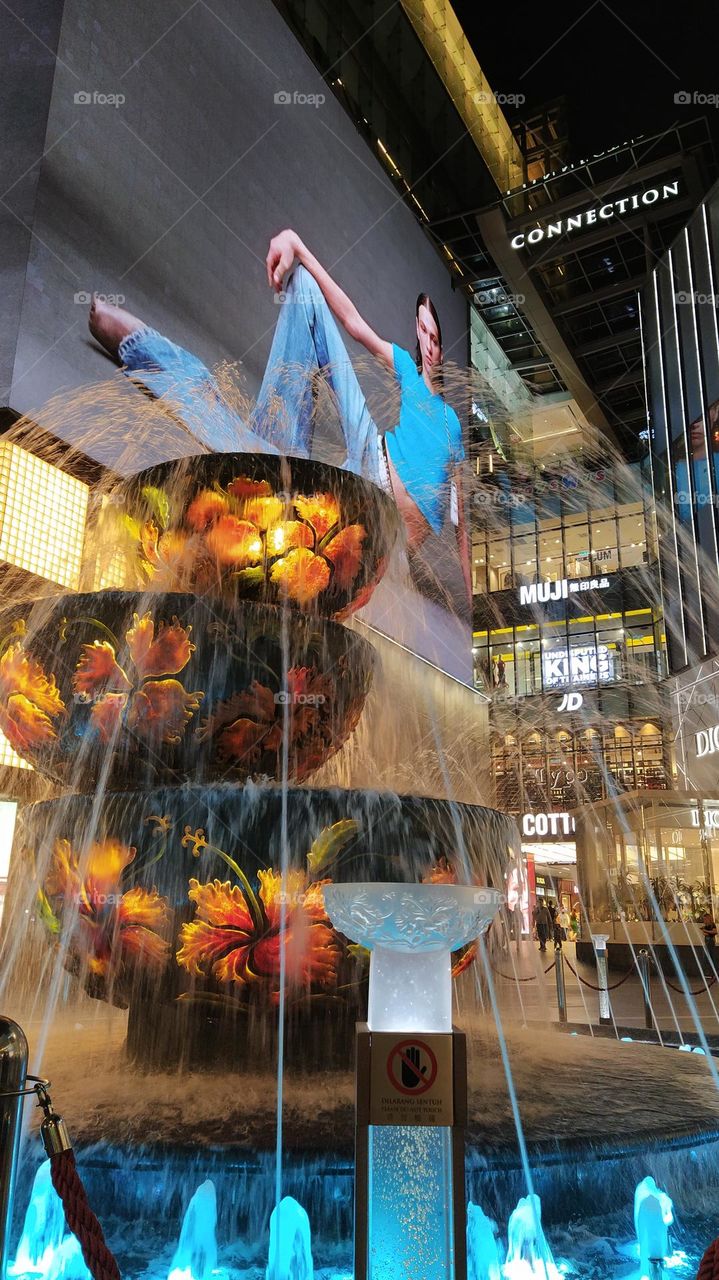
[575,792,717,971]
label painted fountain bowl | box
[323,883,504,952]
[0,590,375,791]
[93,453,400,619]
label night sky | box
[453,1,719,162]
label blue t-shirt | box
[385,344,464,534]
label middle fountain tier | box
[1,454,516,1073]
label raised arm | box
[266,229,393,367]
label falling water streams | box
[1,374,719,1277]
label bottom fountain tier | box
[9,784,517,1070]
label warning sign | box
[368,1032,453,1126]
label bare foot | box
[89,294,146,359]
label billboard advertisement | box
[5,0,473,680]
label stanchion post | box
[592,934,613,1026]
[637,949,653,1031]
[0,1016,28,1280]
[554,944,567,1024]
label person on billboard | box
[88,227,471,599]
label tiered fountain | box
[2,449,718,1277]
[0,451,518,1275]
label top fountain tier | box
[323,882,503,953]
[98,453,400,620]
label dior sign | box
[696,726,719,758]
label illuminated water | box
[1,371,719,1279]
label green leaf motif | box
[36,888,60,936]
[141,485,170,530]
[306,819,359,877]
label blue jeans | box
[117,266,383,482]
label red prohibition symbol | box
[387,1039,438,1096]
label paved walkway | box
[488,941,719,1041]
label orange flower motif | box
[198,670,331,776]
[127,679,201,744]
[241,496,285,531]
[140,521,195,577]
[185,489,229,530]
[199,682,284,768]
[294,492,341,540]
[45,836,136,902]
[0,643,65,756]
[324,523,366,589]
[72,614,202,745]
[227,476,272,500]
[422,859,458,886]
[270,547,330,605]
[177,871,340,995]
[125,613,194,679]
[42,837,170,1004]
[74,642,131,697]
[266,522,313,556]
[205,515,263,567]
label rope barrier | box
[50,1149,121,1280]
[489,959,556,981]
[31,1082,122,1280]
[697,1236,719,1280]
[562,956,633,991]
[663,974,717,997]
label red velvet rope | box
[50,1149,121,1280]
[697,1237,719,1280]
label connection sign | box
[368,1032,454,1126]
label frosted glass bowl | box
[323,882,503,954]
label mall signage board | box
[518,576,612,606]
[522,812,576,838]
[690,807,719,829]
[695,726,719,758]
[510,181,681,249]
[543,644,614,688]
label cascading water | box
[0,441,520,1277]
[1,400,719,1278]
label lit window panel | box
[0,443,89,589]
[0,729,32,771]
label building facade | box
[472,448,674,917]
